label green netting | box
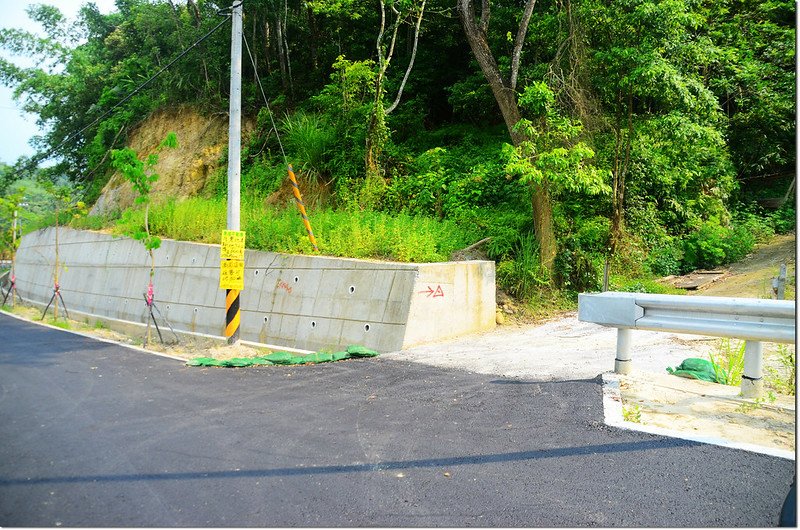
[262,351,300,365]
[332,351,351,361]
[249,357,277,366]
[186,345,376,368]
[186,357,223,367]
[666,357,727,384]
[346,345,380,357]
[304,352,335,363]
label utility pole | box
[225,0,243,345]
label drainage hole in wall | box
[364,324,371,332]
[193,307,198,313]
[254,270,259,276]
[311,321,316,328]
[293,276,299,283]
[349,285,356,294]
[166,305,171,310]
[263,316,269,323]
[191,257,196,264]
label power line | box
[62,14,232,160]
[242,31,287,165]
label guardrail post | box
[615,328,633,375]
[741,340,764,399]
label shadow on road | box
[0,437,699,487]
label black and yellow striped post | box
[288,165,319,252]
[220,230,245,345]
[225,287,240,344]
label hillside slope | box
[90,107,252,215]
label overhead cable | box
[16,6,235,175]
[242,31,287,165]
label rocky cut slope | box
[90,107,251,215]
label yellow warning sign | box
[219,259,245,290]
[220,230,246,260]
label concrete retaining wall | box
[15,228,495,352]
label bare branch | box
[384,8,403,71]
[510,0,536,92]
[386,0,426,114]
[376,0,386,64]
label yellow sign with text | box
[220,230,246,260]
[219,259,245,290]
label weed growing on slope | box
[766,344,796,396]
[709,339,746,386]
[110,196,476,263]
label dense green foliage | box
[0,0,794,304]
[100,196,476,262]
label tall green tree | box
[581,0,735,247]
[457,0,559,273]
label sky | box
[0,0,118,165]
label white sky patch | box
[0,0,117,164]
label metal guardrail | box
[578,292,796,398]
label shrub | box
[682,217,756,271]
[646,237,684,277]
[280,110,336,185]
[496,233,551,298]
[555,242,603,292]
[611,277,685,295]
[769,202,796,234]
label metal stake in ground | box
[148,293,180,343]
[41,281,69,321]
[2,274,23,306]
[143,285,162,346]
[142,289,180,347]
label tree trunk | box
[307,6,319,73]
[264,20,272,75]
[252,15,258,86]
[610,89,632,253]
[187,0,201,26]
[282,0,295,99]
[275,14,288,92]
[457,0,557,273]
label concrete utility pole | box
[225,0,243,345]
[227,0,242,233]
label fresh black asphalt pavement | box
[0,313,794,526]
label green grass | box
[709,338,746,386]
[766,344,796,396]
[610,276,686,295]
[105,195,478,263]
[47,319,71,330]
[622,403,642,423]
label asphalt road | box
[0,313,793,527]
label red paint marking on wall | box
[417,285,445,298]
[277,279,293,294]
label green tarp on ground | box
[186,344,380,368]
[666,357,728,384]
